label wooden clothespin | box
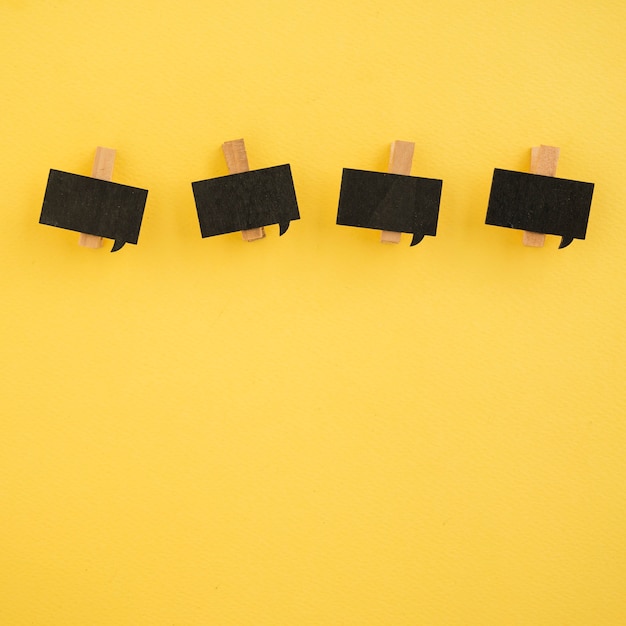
[222,139,265,242]
[380,140,415,244]
[522,145,560,247]
[78,146,116,248]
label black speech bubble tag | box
[39,170,148,252]
[485,169,594,248]
[336,169,442,246]
[192,164,300,238]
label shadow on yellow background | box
[2,1,625,624]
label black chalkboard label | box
[336,169,442,246]
[39,170,148,252]
[192,164,300,238]
[485,169,594,248]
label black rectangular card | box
[192,164,300,238]
[337,169,442,246]
[486,169,594,248]
[40,170,148,251]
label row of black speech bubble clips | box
[39,142,595,252]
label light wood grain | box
[523,144,560,247]
[380,230,402,244]
[381,140,415,244]
[387,140,415,176]
[222,139,265,242]
[531,144,559,177]
[78,147,116,248]
[222,138,249,174]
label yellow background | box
[2,1,625,624]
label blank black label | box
[40,170,148,247]
[486,169,594,247]
[192,164,300,237]
[336,169,442,244]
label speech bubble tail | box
[110,240,126,252]
[410,233,425,247]
[279,221,290,236]
[559,235,575,249]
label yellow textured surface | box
[2,1,625,624]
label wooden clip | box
[222,139,265,242]
[78,146,116,248]
[522,145,560,247]
[381,140,415,244]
